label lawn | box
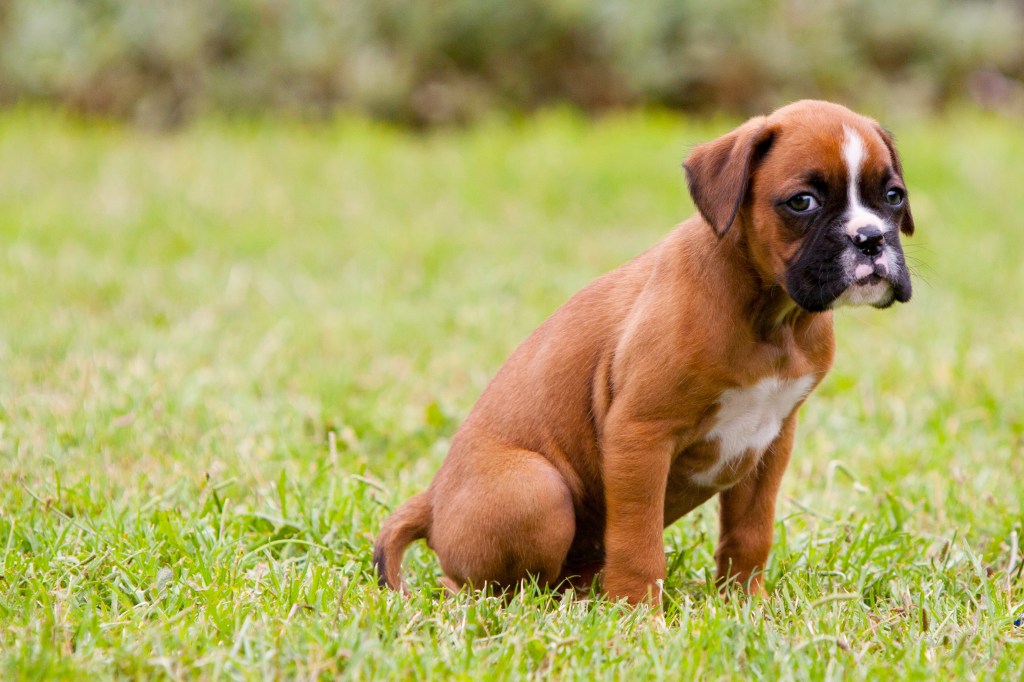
[1,107,1022,679]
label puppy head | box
[685,100,915,312]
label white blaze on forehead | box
[841,125,865,183]
[841,125,889,236]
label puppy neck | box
[710,222,817,341]
[749,285,807,341]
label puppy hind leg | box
[432,451,576,591]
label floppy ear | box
[875,125,915,236]
[684,116,774,238]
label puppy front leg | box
[715,415,796,595]
[602,420,673,605]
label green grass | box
[1,107,1022,679]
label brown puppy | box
[374,100,915,604]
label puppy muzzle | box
[783,230,912,312]
[837,232,911,309]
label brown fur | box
[374,100,912,604]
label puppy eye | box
[785,194,819,213]
[885,188,905,206]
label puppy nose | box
[851,226,884,257]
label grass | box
[0,106,1022,679]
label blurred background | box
[3,2,1024,676]
[2,0,1023,128]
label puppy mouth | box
[832,253,904,309]
[833,275,894,308]
[854,272,885,286]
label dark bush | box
[1,0,1022,127]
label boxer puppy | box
[374,100,914,604]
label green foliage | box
[0,108,1022,678]
[1,0,1022,127]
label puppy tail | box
[373,491,432,593]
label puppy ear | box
[875,125,915,236]
[684,117,774,238]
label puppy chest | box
[689,375,815,488]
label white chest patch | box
[693,375,815,487]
